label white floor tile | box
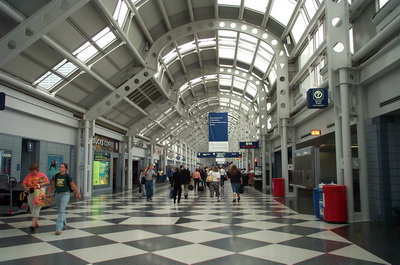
[98,229,162,242]
[0,228,28,238]
[234,220,287,230]
[294,220,348,229]
[67,220,116,229]
[306,230,352,243]
[329,245,391,264]
[32,229,95,241]
[184,214,226,221]
[68,243,147,263]
[8,219,55,229]
[0,242,63,262]
[237,230,302,243]
[240,244,323,264]
[176,220,229,230]
[119,216,179,225]
[167,230,230,243]
[88,213,132,220]
[153,244,234,264]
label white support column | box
[87,120,94,197]
[150,144,155,165]
[281,118,289,196]
[357,85,370,221]
[76,124,82,192]
[83,120,90,197]
[339,68,354,222]
[269,141,273,188]
[326,0,354,222]
[262,135,267,189]
[127,136,133,188]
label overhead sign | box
[197,152,242,158]
[239,141,259,149]
[208,112,228,141]
[307,88,328,109]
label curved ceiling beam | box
[154,103,256,149]
[171,66,267,104]
[146,19,287,74]
[146,18,289,135]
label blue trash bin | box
[313,187,323,218]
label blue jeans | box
[55,192,70,231]
[145,180,154,199]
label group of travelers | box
[21,161,249,237]
[159,164,245,203]
[22,162,80,236]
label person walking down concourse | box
[209,166,221,203]
[227,164,243,202]
[47,163,81,235]
[143,164,157,201]
[22,163,50,231]
[171,167,183,203]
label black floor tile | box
[93,253,187,265]
[0,252,88,265]
[125,236,191,251]
[278,236,351,253]
[294,253,388,265]
[48,236,117,251]
[193,254,285,265]
[200,237,270,252]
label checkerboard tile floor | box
[0,182,393,265]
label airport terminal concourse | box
[0,0,399,264]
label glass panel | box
[163,49,178,65]
[304,0,318,20]
[246,82,258,98]
[268,68,277,84]
[292,12,307,43]
[300,42,311,69]
[75,43,97,62]
[244,0,269,13]
[94,29,117,49]
[218,0,241,6]
[113,0,129,27]
[270,0,296,26]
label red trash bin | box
[322,185,348,223]
[272,178,284,197]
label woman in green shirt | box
[47,163,81,235]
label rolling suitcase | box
[197,181,204,191]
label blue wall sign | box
[208,112,228,141]
[307,88,328,109]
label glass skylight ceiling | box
[33,1,127,92]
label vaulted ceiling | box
[0,0,322,151]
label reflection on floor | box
[0,182,398,265]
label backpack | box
[54,173,73,192]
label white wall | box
[0,86,79,145]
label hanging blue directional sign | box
[197,152,242,158]
[307,88,328,109]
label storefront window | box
[0,150,12,175]
[93,152,110,188]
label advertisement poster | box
[93,152,110,188]
[47,155,63,179]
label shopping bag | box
[206,175,213,182]
[169,188,174,198]
[188,184,194,191]
[33,189,45,206]
[239,185,244,194]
